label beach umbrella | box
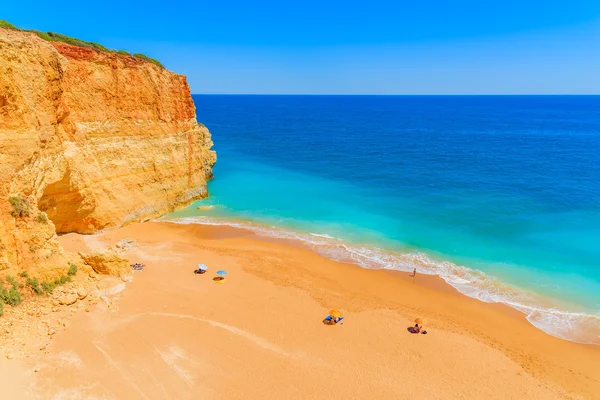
[415,318,424,325]
[329,309,343,318]
[197,264,208,271]
[216,270,227,276]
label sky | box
[3,1,600,94]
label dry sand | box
[3,221,599,399]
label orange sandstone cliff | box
[0,28,216,279]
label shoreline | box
[161,215,600,346]
[5,220,599,399]
[163,219,594,342]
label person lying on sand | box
[410,324,428,334]
[323,315,343,325]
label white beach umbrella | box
[197,264,208,271]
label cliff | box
[0,27,216,279]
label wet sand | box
[5,221,600,399]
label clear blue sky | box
[3,1,600,94]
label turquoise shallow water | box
[166,95,600,344]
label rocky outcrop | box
[0,27,216,279]
[79,249,130,278]
[0,204,68,280]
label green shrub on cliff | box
[0,281,22,306]
[26,278,44,295]
[29,30,52,41]
[47,32,90,48]
[9,196,32,218]
[0,285,8,303]
[5,275,18,288]
[133,53,164,69]
[44,32,110,53]
[68,263,78,276]
[44,32,164,68]
[1,20,165,68]
[54,274,71,286]
[41,267,75,293]
[90,42,110,52]
[6,287,22,306]
[0,20,17,30]
[37,212,49,224]
[41,281,55,294]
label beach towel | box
[324,315,344,324]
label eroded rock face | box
[80,249,130,277]
[0,28,216,279]
[0,205,67,280]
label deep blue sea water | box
[167,95,600,344]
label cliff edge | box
[0,27,216,278]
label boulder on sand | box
[79,248,130,278]
[76,287,88,300]
[58,293,78,306]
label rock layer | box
[0,28,216,278]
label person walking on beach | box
[412,268,416,284]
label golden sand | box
[4,221,599,399]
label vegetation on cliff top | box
[0,20,17,30]
[0,20,164,69]
[132,53,165,68]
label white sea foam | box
[309,232,337,239]
[161,216,600,345]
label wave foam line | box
[161,216,600,345]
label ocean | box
[166,95,600,344]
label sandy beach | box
[3,221,599,399]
